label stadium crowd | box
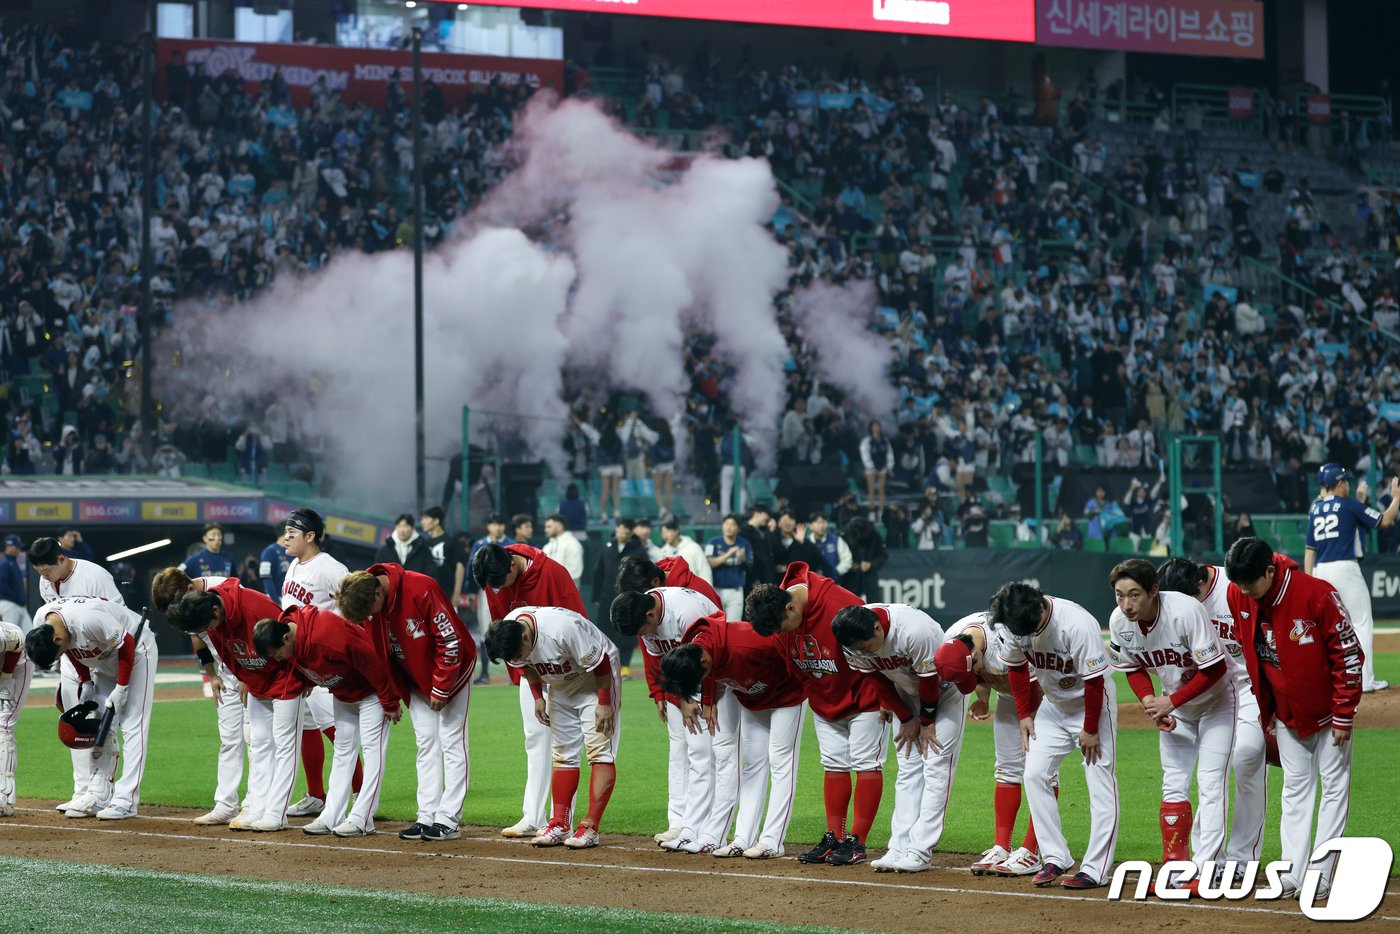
[4,20,1400,549]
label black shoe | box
[423,823,460,841]
[825,835,867,866]
[796,831,841,864]
[398,822,430,840]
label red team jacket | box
[771,562,881,722]
[483,544,590,686]
[206,578,295,700]
[1225,553,1364,738]
[364,562,476,703]
[280,604,401,713]
[683,612,804,711]
[643,556,725,706]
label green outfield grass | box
[10,651,1400,871]
[0,855,849,934]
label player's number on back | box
[1312,513,1340,542]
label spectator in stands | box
[557,483,589,536]
[859,420,894,514]
[774,510,823,578]
[512,515,535,546]
[657,517,711,584]
[592,517,648,675]
[841,516,887,599]
[374,514,436,576]
[57,527,95,563]
[743,504,778,587]
[960,500,989,548]
[1050,513,1084,550]
[543,513,584,587]
[0,535,31,630]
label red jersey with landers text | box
[1199,565,1255,697]
[281,604,399,711]
[281,551,349,612]
[485,544,589,687]
[684,613,803,711]
[364,562,475,702]
[506,605,617,695]
[205,577,293,699]
[999,595,1110,711]
[1107,590,1233,716]
[841,603,945,698]
[772,562,880,721]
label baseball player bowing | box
[992,582,1119,890]
[1157,557,1268,869]
[473,541,590,840]
[661,613,806,860]
[165,580,297,833]
[1106,560,1236,893]
[615,555,736,848]
[1225,539,1363,898]
[0,618,32,817]
[612,584,727,853]
[336,566,476,842]
[485,606,621,850]
[832,603,965,874]
[746,563,885,867]
[934,612,1050,878]
[25,596,158,820]
[253,606,402,837]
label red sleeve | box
[1083,675,1105,733]
[866,671,913,721]
[1168,659,1225,708]
[419,581,472,700]
[1126,669,1155,701]
[116,632,135,686]
[346,626,401,712]
[1008,663,1033,719]
[917,674,941,726]
[1,651,18,675]
[593,652,614,705]
[1318,588,1364,730]
[642,639,664,702]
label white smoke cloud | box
[789,280,899,423]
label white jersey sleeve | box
[1106,609,1141,671]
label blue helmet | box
[1318,463,1350,489]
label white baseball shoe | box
[193,806,239,826]
[249,817,287,832]
[563,822,600,849]
[332,820,375,838]
[871,850,903,872]
[286,794,325,818]
[501,819,538,838]
[1364,680,1390,693]
[301,819,333,836]
[55,799,75,813]
[64,795,102,819]
[680,838,717,854]
[228,812,256,831]
[659,834,693,852]
[97,805,137,820]
[712,842,747,858]
[743,844,783,859]
[530,819,571,847]
[970,845,1009,875]
[892,851,932,873]
[654,826,682,844]
[994,846,1043,877]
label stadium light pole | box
[139,5,156,460]
[411,26,426,514]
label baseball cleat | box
[712,842,746,858]
[501,819,538,838]
[286,794,325,818]
[249,818,288,832]
[994,846,1043,877]
[660,835,693,852]
[55,799,76,813]
[796,831,841,864]
[1061,871,1101,890]
[398,821,430,840]
[971,845,1010,875]
[97,805,137,820]
[302,820,333,836]
[654,826,682,844]
[871,850,902,872]
[1032,863,1066,887]
[825,835,867,866]
[228,813,256,831]
[423,823,460,842]
[530,820,571,847]
[332,820,375,838]
[681,839,717,855]
[65,795,102,819]
[743,844,783,859]
[193,806,239,826]
[892,851,932,873]
[1364,680,1390,693]
[563,822,600,849]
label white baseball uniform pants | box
[1226,688,1268,862]
[549,660,623,768]
[83,634,158,812]
[244,695,303,824]
[1160,680,1237,870]
[730,701,805,851]
[0,654,32,811]
[992,691,1027,784]
[300,684,336,730]
[0,601,31,633]
[887,685,967,860]
[1312,560,1379,690]
[813,709,887,772]
[1024,677,1119,884]
[211,664,245,813]
[323,695,391,833]
[1276,719,1353,892]
[717,588,744,622]
[59,655,88,800]
[409,683,472,830]
[518,679,551,828]
[664,700,689,830]
[669,689,740,846]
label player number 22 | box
[1312,513,1340,541]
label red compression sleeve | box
[1126,669,1155,701]
[867,673,912,721]
[1,651,18,675]
[917,674,941,726]
[1008,664,1033,719]
[527,674,544,700]
[116,633,135,686]
[1168,660,1226,708]
[593,653,613,705]
[1082,676,1105,733]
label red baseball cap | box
[934,639,979,695]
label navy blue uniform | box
[259,542,292,601]
[180,547,236,579]
[1306,495,1381,563]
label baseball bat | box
[94,607,150,748]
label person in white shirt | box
[29,537,125,813]
[542,513,584,586]
[657,518,713,585]
[279,508,352,820]
[25,596,157,820]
